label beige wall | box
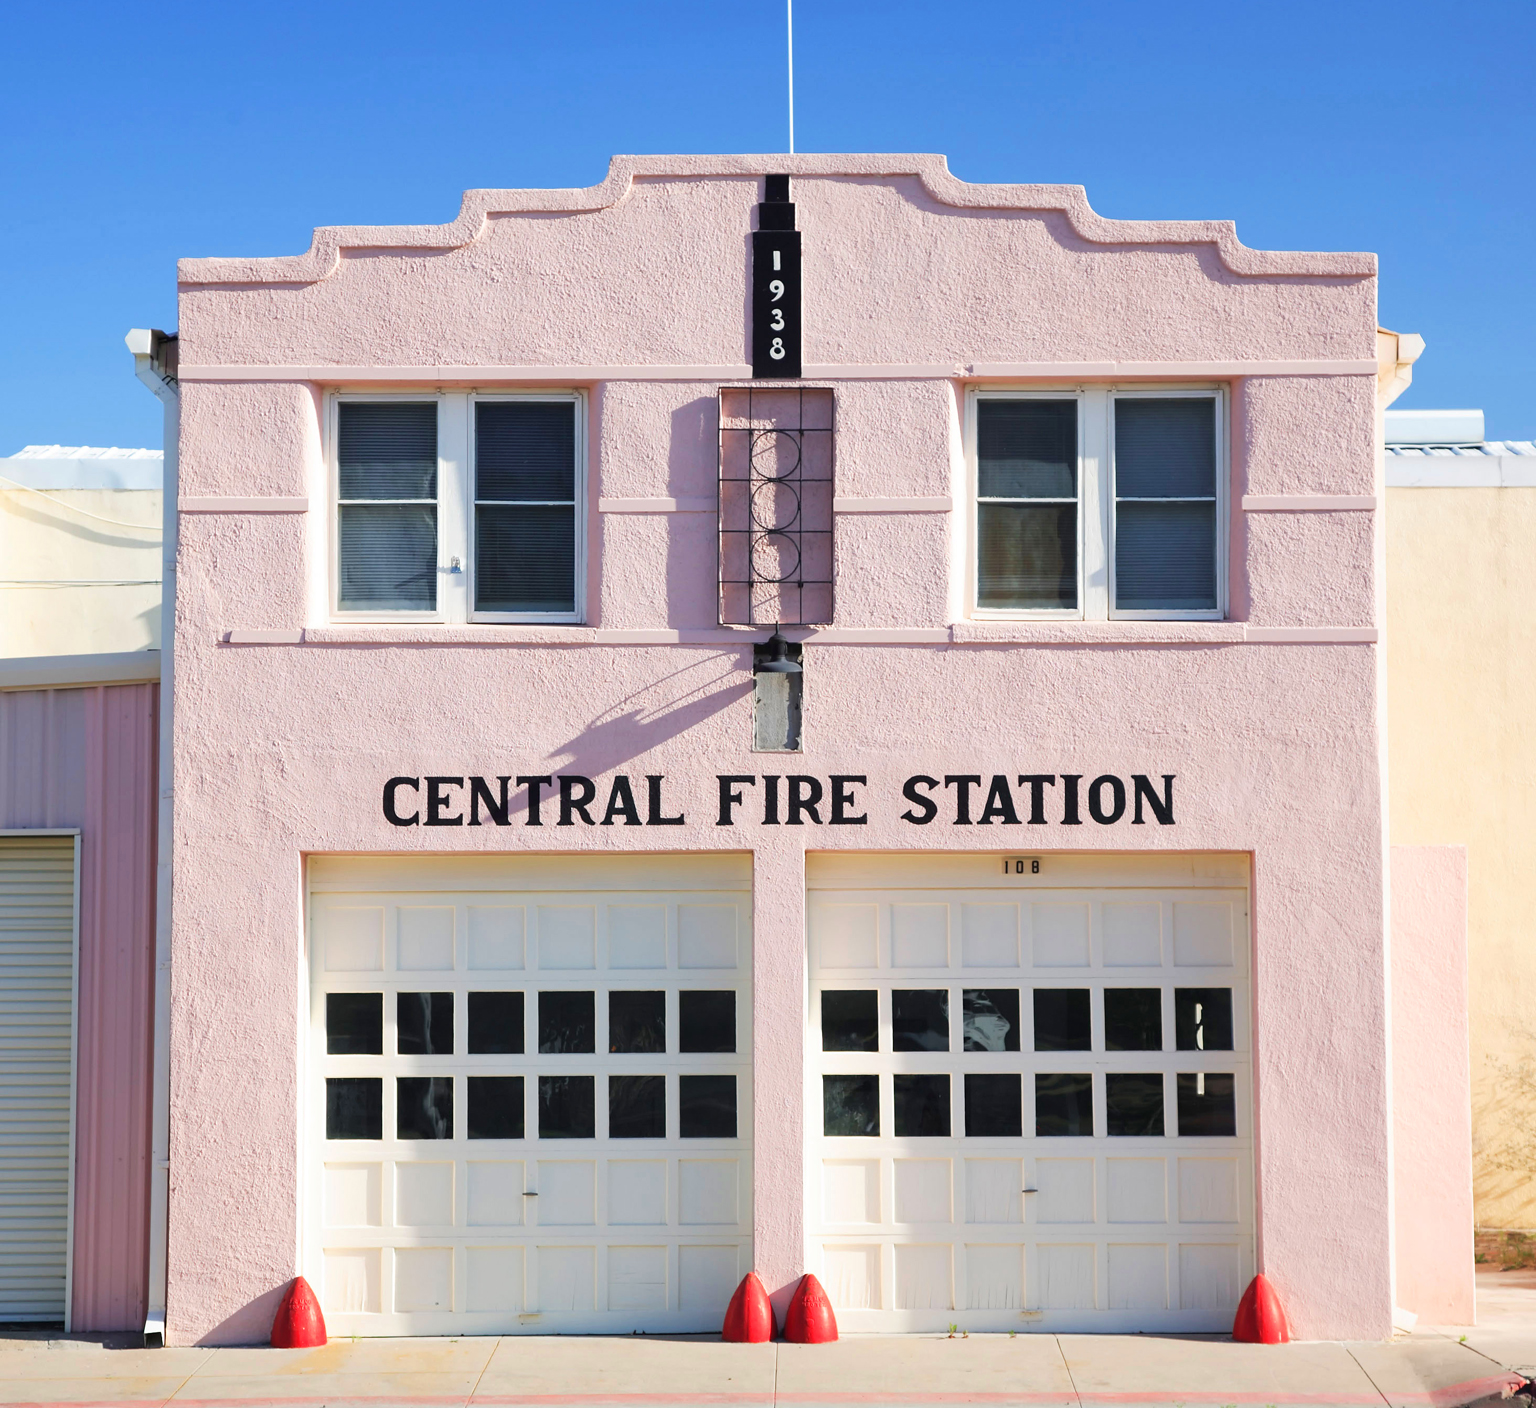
[1387,484,1536,1228]
[0,488,162,658]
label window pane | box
[894,1074,951,1136]
[1176,1073,1237,1135]
[468,1076,524,1139]
[397,992,453,1055]
[327,993,381,1054]
[963,989,1020,1052]
[1106,1072,1165,1136]
[824,1075,880,1136]
[892,990,949,1052]
[609,991,665,1054]
[1114,501,1216,611]
[978,503,1077,609]
[1175,989,1234,1051]
[1033,989,1091,1052]
[338,503,437,611]
[475,504,576,614]
[476,399,574,503]
[680,1075,737,1138]
[1115,398,1215,499]
[338,401,438,500]
[538,991,595,1053]
[326,1078,382,1140]
[964,1073,1022,1137]
[679,990,736,1053]
[468,991,524,1055]
[978,400,1076,499]
[822,990,878,1052]
[476,401,576,502]
[1104,989,1162,1052]
[609,1075,666,1138]
[397,1076,453,1139]
[539,1075,595,1138]
[1035,1073,1093,1136]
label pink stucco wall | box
[1391,844,1474,1323]
[0,682,158,1331]
[168,154,1394,1343]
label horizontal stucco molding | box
[223,625,1375,646]
[1241,494,1377,511]
[177,359,1378,383]
[0,650,161,690]
[180,496,309,512]
[177,154,1376,286]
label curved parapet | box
[177,153,1374,287]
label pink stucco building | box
[89,154,1474,1344]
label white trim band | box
[0,651,162,690]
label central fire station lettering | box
[382,772,1175,827]
[383,774,686,827]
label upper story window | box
[332,392,585,622]
[971,387,1225,620]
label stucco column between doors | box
[751,837,807,1316]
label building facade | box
[1384,414,1536,1232]
[137,154,1472,1345]
[0,446,163,659]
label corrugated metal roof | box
[1386,440,1536,457]
[9,446,161,461]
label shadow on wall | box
[472,655,754,824]
[1475,1037,1536,1228]
[667,395,722,631]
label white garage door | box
[307,853,751,1336]
[0,834,77,1324]
[807,853,1252,1333]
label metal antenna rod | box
[787,0,795,154]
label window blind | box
[474,401,577,615]
[976,400,1078,609]
[1113,399,1217,612]
[337,402,438,612]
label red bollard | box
[1232,1273,1290,1344]
[270,1275,327,1348]
[782,1273,838,1343]
[722,1271,776,1342]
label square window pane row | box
[327,990,736,1056]
[822,1072,1236,1138]
[820,988,1233,1053]
[327,1074,738,1141]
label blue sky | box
[2,0,1530,451]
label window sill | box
[223,622,1376,647]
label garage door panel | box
[308,861,751,1335]
[0,837,75,1323]
[808,855,1251,1332]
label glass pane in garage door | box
[307,855,751,1336]
[807,853,1252,1333]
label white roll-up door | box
[807,852,1253,1333]
[307,853,752,1336]
[0,834,78,1323]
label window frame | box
[327,388,587,625]
[467,391,586,625]
[965,384,1227,622]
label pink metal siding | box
[0,682,157,1331]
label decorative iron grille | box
[718,386,834,626]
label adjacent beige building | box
[0,445,162,658]
[1385,409,1536,1229]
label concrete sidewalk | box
[3,1274,1533,1408]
